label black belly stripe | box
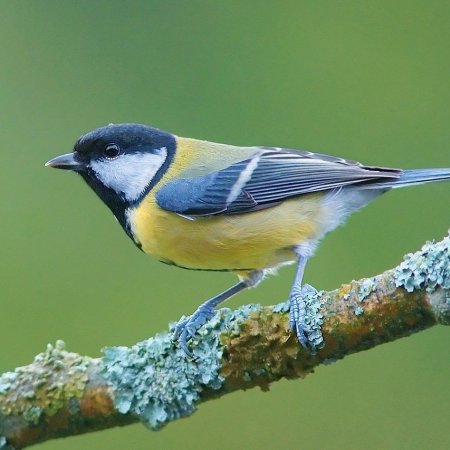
[159,259,255,272]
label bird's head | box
[46,123,176,216]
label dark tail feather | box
[363,168,450,189]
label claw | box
[289,285,308,348]
[289,283,322,354]
[172,306,216,357]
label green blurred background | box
[1,1,449,449]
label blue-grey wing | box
[155,148,400,216]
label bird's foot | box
[289,283,325,354]
[173,305,217,357]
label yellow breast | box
[127,137,326,272]
[129,194,325,271]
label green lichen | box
[394,233,450,293]
[0,341,90,424]
[103,311,228,430]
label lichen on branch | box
[0,232,449,449]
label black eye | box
[103,143,121,159]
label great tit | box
[46,123,450,354]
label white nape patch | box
[89,148,167,202]
[226,154,261,204]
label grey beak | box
[45,153,83,170]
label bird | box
[46,123,450,354]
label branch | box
[1,233,449,449]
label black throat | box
[79,170,132,236]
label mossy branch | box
[1,233,449,449]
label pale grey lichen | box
[272,300,290,313]
[227,304,262,335]
[394,233,450,293]
[357,277,376,301]
[103,311,227,430]
[103,297,314,429]
[354,306,364,316]
[102,289,328,429]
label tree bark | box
[1,233,449,449]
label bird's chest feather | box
[126,194,327,271]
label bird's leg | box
[289,254,322,353]
[174,270,264,356]
[289,254,309,346]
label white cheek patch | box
[89,148,167,202]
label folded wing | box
[155,147,401,216]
